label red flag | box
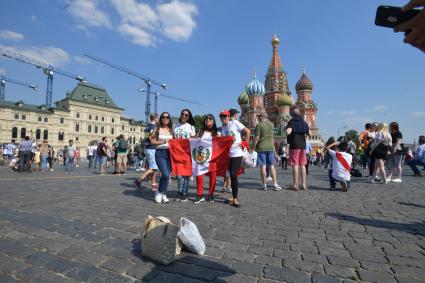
[169,136,233,177]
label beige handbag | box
[141,215,182,265]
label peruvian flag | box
[169,136,233,177]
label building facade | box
[0,82,145,156]
[238,34,323,153]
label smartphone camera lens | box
[387,16,398,23]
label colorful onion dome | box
[276,94,293,107]
[295,71,313,92]
[238,89,249,105]
[246,73,265,96]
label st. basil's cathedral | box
[237,34,323,154]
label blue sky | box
[1,0,424,143]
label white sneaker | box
[136,168,141,172]
[162,194,170,203]
[274,184,282,191]
[367,176,375,183]
[391,178,402,183]
[266,177,273,182]
[155,191,162,203]
[260,184,267,191]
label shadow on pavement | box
[399,201,425,209]
[130,238,236,282]
[326,212,425,236]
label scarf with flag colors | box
[169,136,234,177]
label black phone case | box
[375,5,420,28]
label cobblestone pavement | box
[0,164,425,283]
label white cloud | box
[73,24,95,38]
[74,55,91,64]
[67,0,112,28]
[373,105,387,112]
[111,0,159,31]
[339,110,358,116]
[30,15,37,23]
[117,24,155,46]
[0,68,5,75]
[0,30,24,41]
[158,0,198,41]
[410,112,425,117]
[0,45,70,67]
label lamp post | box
[338,125,348,138]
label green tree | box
[344,129,361,153]
[193,114,205,132]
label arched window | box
[133,137,136,144]
[101,117,104,122]
[76,112,80,118]
[43,129,48,140]
[20,128,26,138]
[89,114,92,120]
[60,117,64,124]
[88,125,92,133]
[95,116,98,121]
[94,126,98,133]
[36,129,41,140]
[111,128,115,135]
[75,123,80,132]
[58,131,64,141]
[101,126,104,134]
[12,127,18,138]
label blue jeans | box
[177,176,190,194]
[65,156,75,172]
[88,155,94,169]
[408,159,425,175]
[41,153,49,171]
[155,149,171,194]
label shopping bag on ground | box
[177,217,205,255]
[141,215,182,265]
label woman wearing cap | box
[173,109,196,202]
[194,114,221,204]
[220,109,250,207]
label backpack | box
[350,168,362,177]
[118,140,128,151]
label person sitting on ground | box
[407,135,425,177]
[326,140,352,192]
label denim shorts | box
[257,151,276,166]
[145,149,158,170]
[100,156,107,166]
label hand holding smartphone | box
[375,5,420,28]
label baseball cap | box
[219,109,230,117]
[229,108,240,116]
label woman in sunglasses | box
[149,112,173,203]
[219,109,250,207]
[173,109,196,202]
[194,114,221,204]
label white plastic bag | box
[177,217,205,255]
[241,147,254,168]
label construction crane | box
[84,54,168,122]
[0,75,38,100]
[138,89,202,115]
[0,47,86,108]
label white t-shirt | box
[173,123,196,139]
[157,128,173,149]
[220,120,245,158]
[87,145,94,156]
[329,149,352,182]
[200,130,221,139]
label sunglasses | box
[161,116,170,119]
[219,115,229,118]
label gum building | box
[0,82,145,156]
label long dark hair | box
[198,114,218,138]
[158,111,173,132]
[179,108,195,126]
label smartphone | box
[375,5,420,28]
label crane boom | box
[0,47,86,107]
[0,75,38,100]
[84,54,166,88]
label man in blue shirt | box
[408,135,425,177]
[18,136,33,172]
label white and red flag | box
[169,136,233,177]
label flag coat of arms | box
[169,136,233,177]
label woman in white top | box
[194,114,221,204]
[369,123,392,184]
[219,109,250,207]
[150,112,173,203]
[173,109,196,202]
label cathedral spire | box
[269,34,282,72]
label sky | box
[0,0,424,143]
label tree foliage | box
[193,114,205,132]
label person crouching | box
[326,140,352,192]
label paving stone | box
[264,265,311,283]
[44,257,83,274]
[230,261,264,277]
[324,265,357,280]
[301,252,328,264]
[357,270,398,283]
[391,265,425,279]
[215,273,258,283]
[223,251,256,262]
[327,255,360,267]
[359,260,393,273]
[312,273,344,283]
[100,257,134,273]
[254,255,282,266]
[284,258,325,274]
[14,265,46,282]
[387,255,425,268]
[247,245,274,256]
[65,264,106,282]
